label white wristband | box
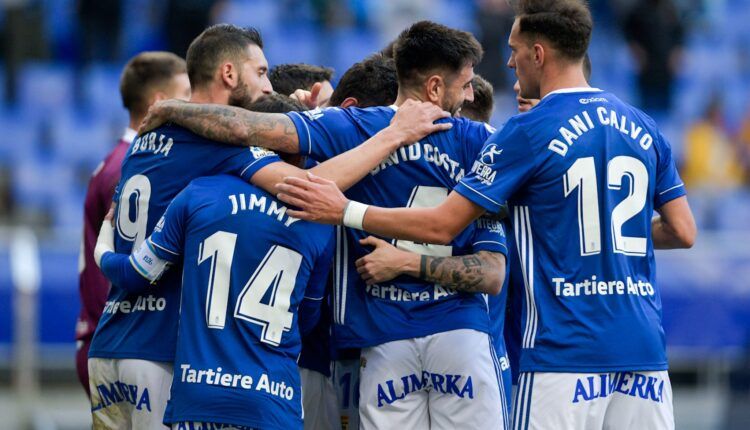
[94,221,115,268]
[342,201,369,230]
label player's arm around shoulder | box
[138,99,300,153]
[355,236,506,295]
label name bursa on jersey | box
[377,371,474,408]
[179,364,295,401]
[572,372,667,404]
[131,132,174,157]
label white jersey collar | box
[543,87,603,99]
[122,127,137,143]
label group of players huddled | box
[76,0,697,429]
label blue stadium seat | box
[18,63,74,118]
[82,64,126,117]
[49,110,117,165]
[0,108,42,162]
[11,159,74,211]
[717,191,750,231]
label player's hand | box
[388,99,452,146]
[277,172,348,224]
[138,99,185,134]
[105,203,115,226]
[93,220,115,268]
[289,82,323,109]
[356,236,412,285]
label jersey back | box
[456,89,687,372]
[150,175,334,429]
[287,106,503,348]
[89,124,280,362]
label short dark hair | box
[461,75,494,123]
[244,93,305,113]
[186,24,263,88]
[515,0,592,60]
[269,63,334,96]
[329,54,398,107]
[393,21,483,88]
[120,51,186,116]
[380,39,396,59]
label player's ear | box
[151,91,168,104]
[340,97,358,108]
[533,43,545,68]
[425,75,443,104]
[220,62,238,89]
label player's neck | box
[539,66,590,99]
[190,86,229,105]
[394,89,428,106]
[127,117,141,132]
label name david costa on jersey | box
[179,364,296,401]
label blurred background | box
[0,0,749,428]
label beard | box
[228,76,257,109]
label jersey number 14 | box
[199,231,301,346]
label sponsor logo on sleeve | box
[249,146,277,159]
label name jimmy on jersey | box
[227,192,300,227]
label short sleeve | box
[286,107,361,161]
[148,187,191,263]
[454,120,537,213]
[653,132,687,208]
[214,145,282,183]
[305,230,335,301]
[470,215,509,256]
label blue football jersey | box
[148,175,334,429]
[287,106,503,348]
[89,124,281,362]
[455,88,687,372]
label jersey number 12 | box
[564,156,648,257]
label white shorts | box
[512,371,674,430]
[300,367,339,430]
[333,358,361,430]
[359,329,509,430]
[89,357,173,429]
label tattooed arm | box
[355,236,505,295]
[139,100,300,153]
